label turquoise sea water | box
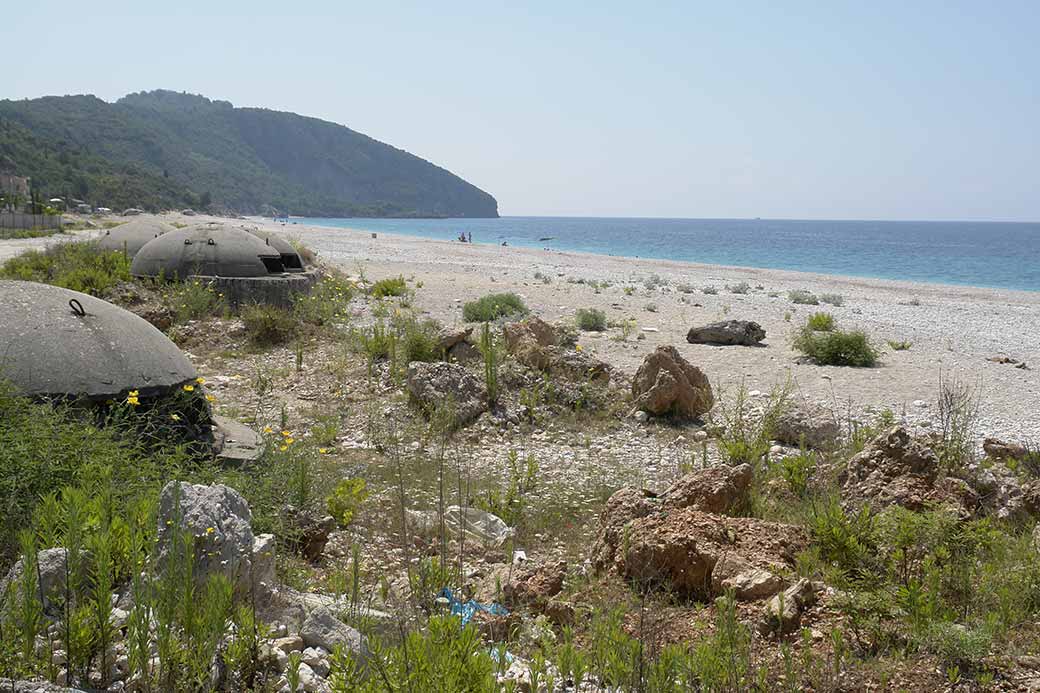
[291,216,1040,292]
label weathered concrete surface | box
[0,280,197,399]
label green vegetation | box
[0,241,131,295]
[806,311,836,331]
[575,307,607,331]
[789,289,819,305]
[462,292,528,322]
[0,90,498,216]
[793,317,879,367]
[370,275,408,298]
[726,281,751,294]
[240,304,298,345]
[0,227,63,240]
[326,478,368,528]
[819,292,845,306]
[888,339,913,351]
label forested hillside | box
[0,90,498,217]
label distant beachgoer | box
[468,232,472,243]
[501,241,508,246]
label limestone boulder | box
[631,345,713,418]
[157,481,255,594]
[405,361,487,425]
[300,607,369,663]
[774,401,840,450]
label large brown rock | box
[631,345,713,418]
[660,463,754,514]
[613,509,807,597]
[839,427,947,511]
[506,317,611,383]
[591,487,659,570]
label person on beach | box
[468,232,472,243]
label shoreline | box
[241,213,1040,442]
[252,216,1040,301]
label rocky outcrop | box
[760,578,818,634]
[686,320,765,347]
[506,317,611,383]
[157,481,256,594]
[300,607,369,662]
[972,462,1040,522]
[631,345,713,418]
[502,560,567,607]
[439,327,479,363]
[592,464,805,598]
[1,549,85,617]
[839,427,947,512]
[774,401,840,450]
[660,463,754,514]
[983,437,1028,461]
[611,508,807,597]
[405,361,488,425]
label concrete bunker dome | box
[0,280,197,400]
[130,223,285,279]
[247,228,305,271]
[97,218,175,258]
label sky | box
[3,1,1039,221]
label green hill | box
[0,90,498,217]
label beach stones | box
[631,345,713,419]
[686,320,766,346]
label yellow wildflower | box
[285,437,295,445]
[171,413,181,422]
[281,430,291,437]
[206,527,215,534]
[196,377,206,384]
[319,448,329,454]
[575,344,583,352]
[279,445,288,452]
[183,384,195,392]
[205,394,216,402]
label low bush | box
[726,281,751,294]
[370,275,407,298]
[462,292,528,322]
[293,274,354,326]
[806,311,835,331]
[793,323,878,367]
[354,312,443,365]
[0,241,131,295]
[789,289,819,305]
[326,478,368,528]
[240,304,299,345]
[575,307,607,331]
[165,278,225,324]
[887,339,913,351]
[820,292,845,306]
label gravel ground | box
[4,213,1038,441]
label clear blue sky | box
[4,1,1038,221]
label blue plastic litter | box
[439,587,509,626]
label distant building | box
[0,174,30,198]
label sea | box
[291,216,1040,292]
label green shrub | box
[788,289,819,305]
[462,292,528,322]
[702,285,719,295]
[820,292,845,306]
[1,241,131,295]
[293,275,354,326]
[575,307,607,331]
[726,281,751,294]
[809,497,877,577]
[793,324,878,367]
[240,304,299,345]
[326,478,368,528]
[370,276,407,298]
[887,339,913,351]
[806,311,835,331]
[166,278,225,324]
[353,312,443,366]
